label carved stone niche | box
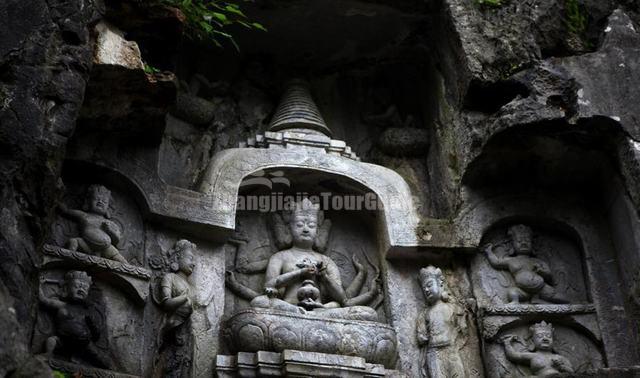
[483,320,604,377]
[211,80,417,376]
[471,223,590,307]
[222,191,396,369]
[34,269,142,377]
[47,182,151,304]
[41,181,150,376]
[471,222,607,377]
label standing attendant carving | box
[159,239,196,342]
[502,321,574,377]
[483,224,567,304]
[416,266,467,378]
[59,184,128,263]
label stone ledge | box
[224,308,397,367]
[241,130,359,160]
[216,350,403,378]
[42,244,151,279]
[480,303,597,315]
[41,244,151,304]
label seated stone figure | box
[39,271,110,368]
[502,321,574,377]
[250,198,379,321]
[59,185,128,264]
[483,224,567,304]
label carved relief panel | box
[471,223,604,377]
[220,197,396,369]
[471,224,589,306]
[224,205,384,320]
[484,321,603,377]
[36,181,151,377]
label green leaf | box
[213,12,228,22]
[212,29,233,38]
[224,4,246,17]
[251,22,267,31]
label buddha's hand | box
[482,243,493,254]
[265,287,279,298]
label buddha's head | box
[530,321,554,352]
[87,185,111,217]
[172,239,197,276]
[508,224,533,255]
[290,198,321,250]
[419,266,448,305]
[64,270,92,302]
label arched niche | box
[223,167,390,322]
[199,146,421,256]
[457,193,639,367]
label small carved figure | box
[159,239,196,339]
[59,185,127,263]
[502,321,574,377]
[39,271,110,368]
[483,224,567,304]
[416,266,466,378]
[248,198,379,320]
[297,280,325,310]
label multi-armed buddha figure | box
[250,198,379,321]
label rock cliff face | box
[0,0,99,375]
[1,0,640,376]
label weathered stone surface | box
[556,9,640,139]
[377,127,430,157]
[94,21,144,70]
[224,309,397,366]
[0,0,98,375]
[2,0,640,377]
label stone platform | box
[216,350,404,377]
[223,308,398,367]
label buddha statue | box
[249,198,379,321]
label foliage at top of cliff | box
[162,0,266,49]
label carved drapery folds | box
[415,266,468,378]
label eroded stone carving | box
[501,321,574,377]
[222,199,396,365]
[483,224,567,304]
[158,239,196,342]
[59,185,128,263]
[38,271,112,368]
[41,244,151,304]
[416,266,467,378]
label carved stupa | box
[268,79,332,137]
